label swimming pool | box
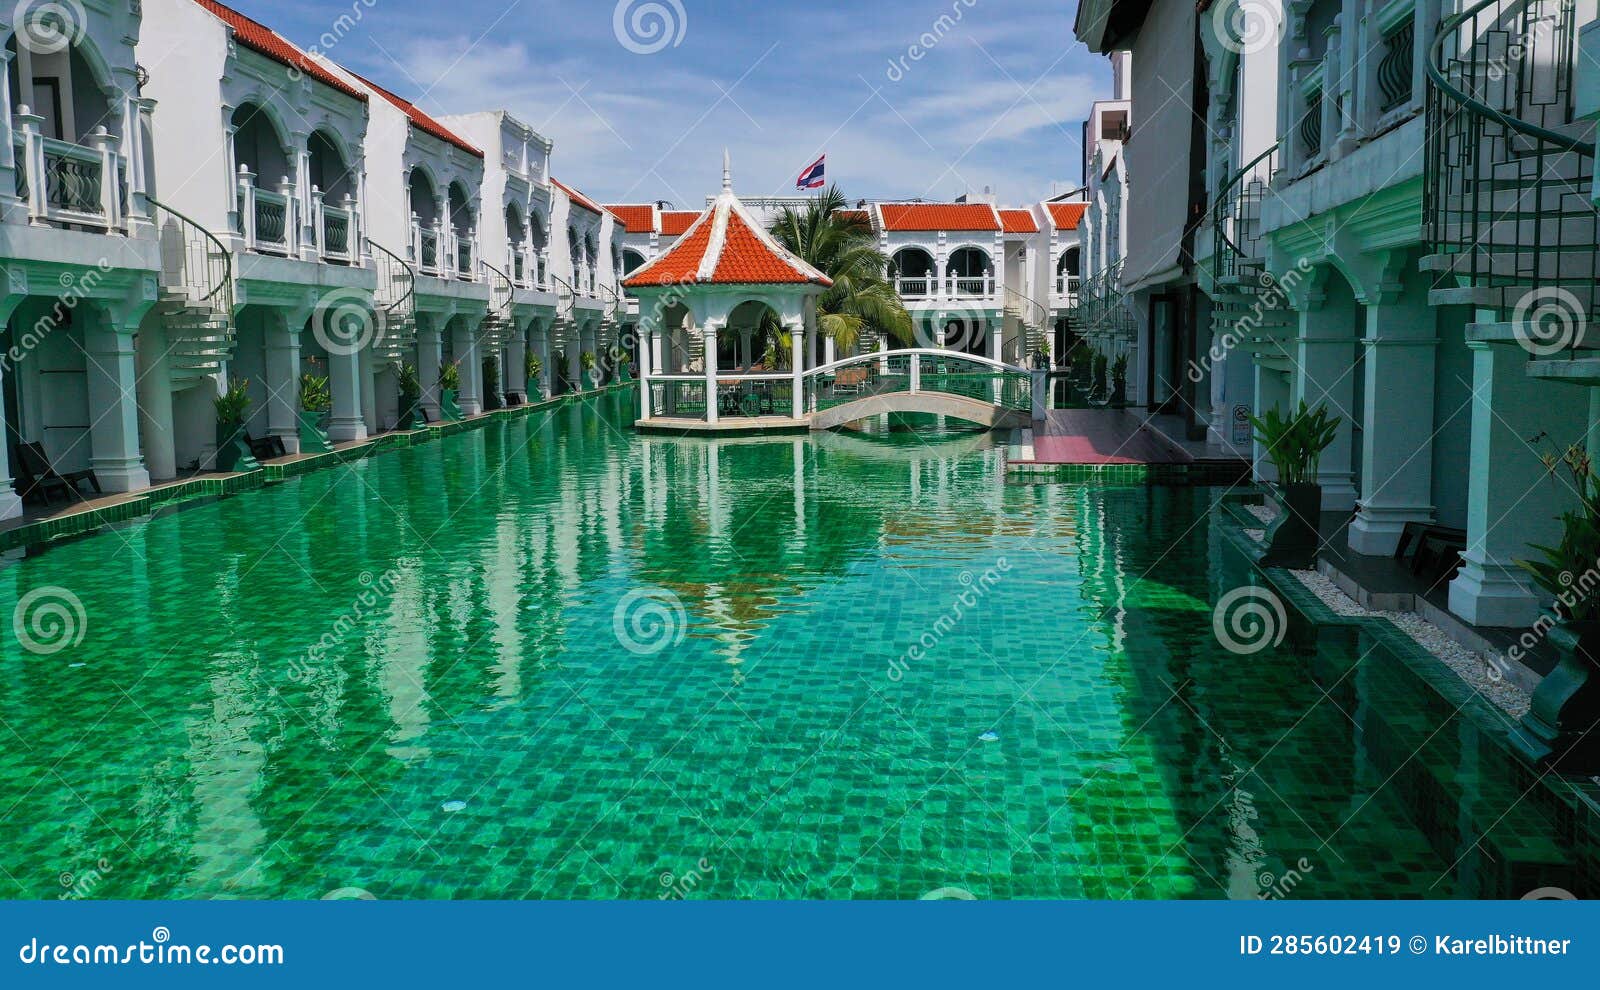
[0,392,1588,898]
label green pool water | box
[0,391,1588,899]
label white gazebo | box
[625,153,831,431]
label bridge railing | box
[804,348,1032,415]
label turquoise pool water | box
[0,391,1587,899]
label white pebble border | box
[1246,503,1279,526]
[1290,568,1532,720]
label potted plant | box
[1091,353,1109,404]
[1510,443,1600,772]
[438,362,463,421]
[1249,401,1340,569]
[1110,354,1128,407]
[1033,337,1051,371]
[397,362,423,429]
[482,354,502,411]
[526,351,544,399]
[298,372,334,453]
[213,378,259,473]
[579,350,597,388]
[1068,346,1093,405]
[610,345,631,382]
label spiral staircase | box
[369,239,418,364]
[1209,144,1297,369]
[1423,0,1600,334]
[150,198,235,389]
[479,261,519,353]
[1001,285,1050,362]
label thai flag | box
[796,154,826,190]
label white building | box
[0,0,629,519]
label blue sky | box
[231,0,1109,207]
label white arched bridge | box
[636,349,1044,433]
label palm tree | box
[766,185,912,357]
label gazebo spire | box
[722,148,732,192]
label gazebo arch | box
[624,153,831,428]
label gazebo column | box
[704,322,720,425]
[638,319,654,421]
[789,321,804,419]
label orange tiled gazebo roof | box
[624,158,831,289]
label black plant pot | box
[1509,620,1600,773]
[1257,482,1322,569]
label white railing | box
[237,167,295,256]
[890,274,997,300]
[315,190,358,264]
[412,218,442,276]
[11,115,125,230]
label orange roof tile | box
[878,203,1000,232]
[347,72,482,158]
[624,189,831,289]
[659,211,700,236]
[1000,209,1039,234]
[553,178,610,220]
[1048,202,1088,230]
[606,204,656,232]
[195,0,366,102]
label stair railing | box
[1424,0,1598,318]
[148,195,233,316]
[369,238,417,345]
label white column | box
[1292,304,1359,511]
[135,323,176,481]
[417,319,442,420]
[453,319,482,415]
[638,322,653,421]
[705,323,720,425]
[507,327,528,399]
[564,322,582,394]
[1449,331,1589,626]
[0,357,23,518]
[265,317,301,454]
[83,315,152,492]
[326,346,368,443]
[1349,290,1438,555]
[790,321,804,419]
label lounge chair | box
[13,441,100,504]
[247,432,288,461]
[1395,522,1467,588]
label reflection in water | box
[0,393,1588,899]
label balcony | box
[456,240,473,280]
[1055,275,1080,305]
[12,116,128,232]
[235,167,363,265]
[891,275,996,300]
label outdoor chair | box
[247,432,288,461]
[13,441,100,505]
[1394,522,1467,589]
[833,366,868,396]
